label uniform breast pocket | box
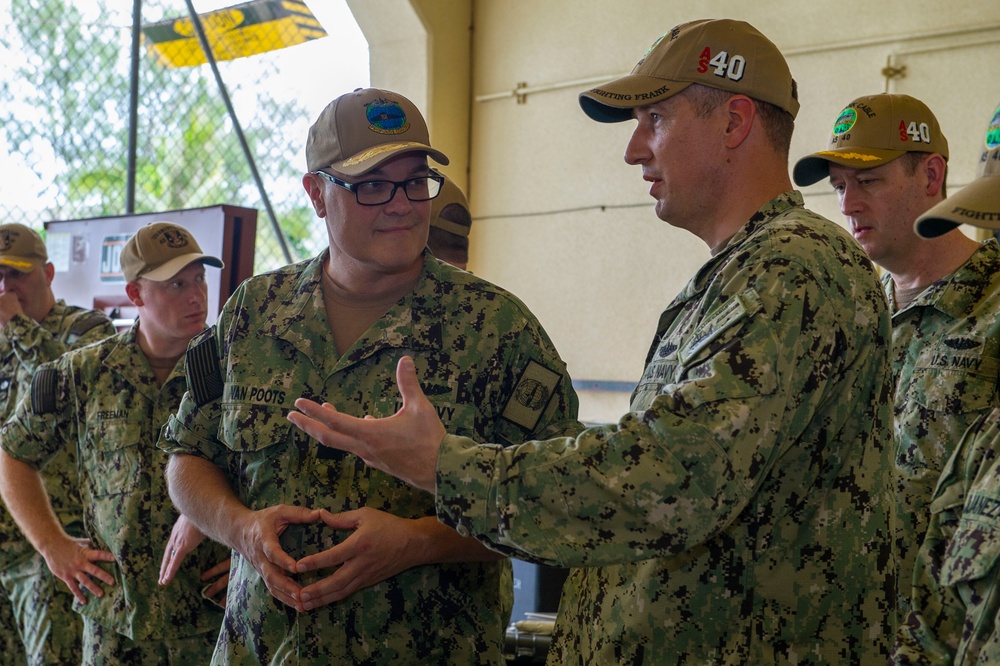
[940,513,1000,587]
[84,420,143,498]
[220,403,292,452]
[914,367,995,415]
[221,404,293,497]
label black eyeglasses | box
[313,170,444,206]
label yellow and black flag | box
[142,0,327,68]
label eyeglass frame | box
[311,168,445,206]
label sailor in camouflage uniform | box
[0,222,228,664]
[795,94,1000,625]
[893,103,1000,664]
[0,223,115,665]
[160,88,579,665]
[290,20,897,664]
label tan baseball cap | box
[794,93,948,186]
[306,88,449,176]
[121,222,223,282]
[429,173,472,237]
[579,19,799,123]
[0,223,48,273]
[915,103,1000,238]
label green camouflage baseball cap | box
[429,173,472,237]
[579,18,800,123]
[306,88,449,176]
[915,102,1000,238]
[0,223,47,273]
[121,222,223,282]
[794,93,948,186]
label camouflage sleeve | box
[488,315,583,446]
[435,256,855,567]
[894,413,1000,664]
[0,359,75,469]
[158,324,229,470]
[4,309,114,375]
[158,284,243,472]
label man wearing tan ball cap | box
[794,92,949,185]
[0,221,229,663]
[286,20,896,664]
[0,222,115,665]
[120,222,223,282]
[895,102,1000,664]
[795,93,1000,629]
[160,87,578,664]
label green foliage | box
[0,0,313,271]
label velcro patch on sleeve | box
[501,360,561,432]
[679,288,762,365]
[186,332,224,406]
[30,368,59,415]
[69,311,112,336]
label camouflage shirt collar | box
[684,190,804,295]
[890,238,1000,319]
[104,321,180,396]
[725,190,804,251]
[275,251,446,367]
[352,251,448,353]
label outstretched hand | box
[288,356,444,492]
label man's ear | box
[125,281,143,307]
[722,95,755,149]
[923,153,947,198]
[302,173,326,218]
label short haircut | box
[898,151,949,198]
[685,84,795,158]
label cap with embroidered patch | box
[915,103,1000,238]
[0,223,47,273]
[429,173,472,237]
[579,18,799,124]
[794,93,948,186]
[120,222,223,282]
[306,88,449,176]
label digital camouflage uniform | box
[0,321,227,663]
[435,192,897,664]
[887,239,1000,620]
[0,301,114,665]
[160,252,580,665]
[894,407,1000,664]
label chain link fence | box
[1,0,362,273]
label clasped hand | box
[235,505,431,613]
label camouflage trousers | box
[0,551,81,666]
[0,592,27,666]
[81,617,218,665]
